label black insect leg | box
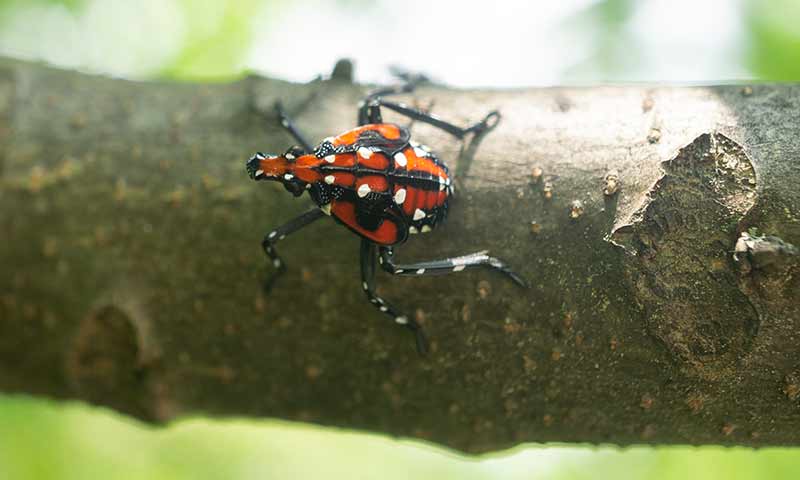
[357,75,424,125]
[378,247,527,288]
[360,93,434,131]
[361,98,500,139]
[261,208,326,292]
[274,101,314,152]
[405,98,436,131]
[360,239,429,354]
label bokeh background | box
[1,0,799,85]
[1,0,800,478]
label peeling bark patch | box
[734,232,797,275]
[610,133,758,372]
[733,232,798,338]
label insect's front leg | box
[260,208,326,292]
[360,239,429,354]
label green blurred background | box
[1,0,800,478]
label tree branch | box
[1,58,798,452]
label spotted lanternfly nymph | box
[246,86,526,354]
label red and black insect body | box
[246,87,526,353]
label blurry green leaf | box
[160,0,266,81]
[0,0,84,12]
[745,0,800,80]
[3,394,800,480]
[560,0,641,82]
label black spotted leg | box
[261,208,326,292]
[361,239,429,354]
[378,247,528,288]
[274,101,314,152]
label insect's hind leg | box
[274,101,314,152]
[361,239,429,354]
[378,246,527,288]
[357,73,425,125]
[364,98,500,139]
[261,208,326,292]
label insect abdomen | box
[389,146,450,232]
[313,124,452,243]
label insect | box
[246,86,526,353]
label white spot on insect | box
[413,209,425,221]
[357,147,373,159]
[325,155,336,163]
[379,256,384,264]
[273,259,281,267]
[396,269,405,273]
[380,306,388,312]
[394,188,407,205]
[306,184,311,189]
[414,147,427,158]
[358,100,366,108]
[357,183,371,198]
[281,119,289,128]
[255,152,266,160]
[421,225,432,233]
[268,231,277,239]
[394,151,407,167]
[279,235,286,240]
[284,173,294,181]
[362,281,369,290]
[324,175,335,184]
[320,204,332,215]
[453,265,466,272]
[409,226,419,234]
[438,176,446,191]
[371,298,379,304]
[416,268,426,275]
[255,169,264,177]
[285,153,295,160]
[395,316,408,325]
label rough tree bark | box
[1,58,798,453]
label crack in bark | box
[610,133,759,375]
